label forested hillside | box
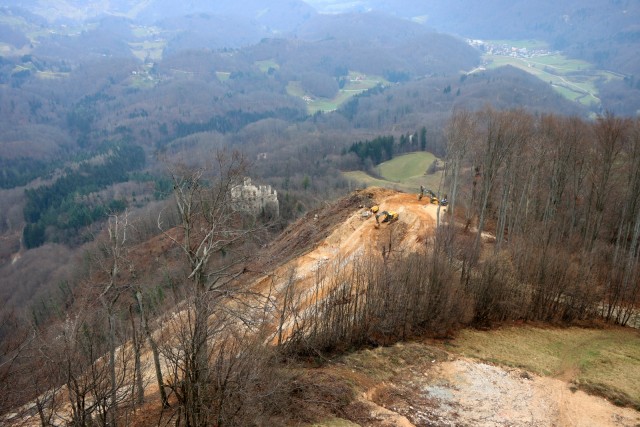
[308,0,640,115]
[315,0,639,69]
[0,2,638,425]
[0,0,594,319]
[1,108,639,426]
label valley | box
[476,39,623,109]
[0,1,639,426]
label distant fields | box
[343,152,444,194]
[287,71,387,114]
[216,71,231,81]
[255,59,280,73]
[129,40,165,62]
[481,39,622,108]
[36,71,70,80]
[378,152,436,182]
[487,39,549,49]
[343,171,401,190]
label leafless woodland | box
[2,109,640,426]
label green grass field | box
[377,152,436,182]
[216,71,231,82]
[287,71,387,114]
[445,326,640,408]
[255,59,280,73]
[482,40,622,108]
[343,152,444,194]
[36,71,70,79]
[343,171,404,190]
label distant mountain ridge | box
[7,0,640,76]
[306,0,640,75]
[1,0,316,30]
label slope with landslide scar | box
[248,187,440,329]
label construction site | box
[4,186,639,427]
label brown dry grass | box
[442,324,640,409]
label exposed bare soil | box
[259,187,440,268]
[7,188,639,426]
[264,188,639,427]
[338,344,640,427]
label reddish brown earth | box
[6,188,639,427]
[247,188,639,426]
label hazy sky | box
[303,0,368,13]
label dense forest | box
[0,1,639,425]
[22,143,145,248]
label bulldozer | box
[361,205,380,219]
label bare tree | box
[128,305,144,409]
[474,108,530,253]
[444,108,475,219]
[134,289,168,408]
[0,310,35,419]
[603,116,640,323]
[89,212,132,426]
[157,150,259,426]
[584,112,628,249]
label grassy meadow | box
[287,71,387,114]
[445,325,640,408]
[343,152,444,194]
[255,59,280,73]
[481,39,622,108]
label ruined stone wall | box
[231,177,279,218]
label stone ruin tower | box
[231,177,279,219]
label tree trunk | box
[135,291,168,408]
[108,311,117,427]
[129,306,144,407]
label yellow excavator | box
[368,205,399,227]
[419,187,448,206]
[375,210,399,225]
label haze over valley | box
[1,1,639,426]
